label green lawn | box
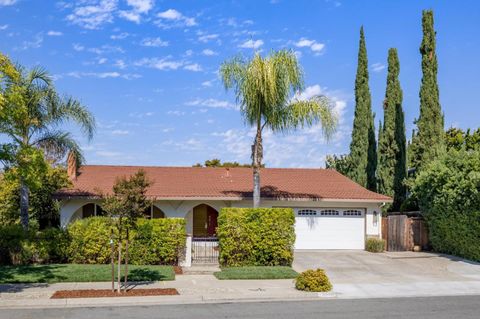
[0,264,175,284]
[214,266,298,280]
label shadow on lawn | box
[124,268,168,282]
[0,264,67,293]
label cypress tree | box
[410,10,444,171]
[349,26,377,190]
[377,48,406,211]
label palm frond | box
[33,130,85,165]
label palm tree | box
[0,56,95,229]
[220,50,337,207]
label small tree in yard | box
[102,170,151,293]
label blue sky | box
[1,0,479,167]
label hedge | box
[295,269,332,292]
[217,208,295,267]
[68,217,186,265]
[411,149,480,261]
[0,225,69,265]
[129,218,186,265]
[0,217,186,266]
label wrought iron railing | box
[192,237,219,264]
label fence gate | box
[387,215,412,251]
[192,237,219,264]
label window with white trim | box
[320,209,340,216]
[343,210,362,216]
[297,209,317,216]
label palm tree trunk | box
[252,124,263,208]
[19,177,29,230]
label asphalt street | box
[2,295,480,319]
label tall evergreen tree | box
[349,26,376,190]
[377,48,406,211]
[410,10,444,171]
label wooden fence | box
[382,215,429,251]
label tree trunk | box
[252,124,263,208]
[19,177,29,230]
[117,240,122,294]
[110,229,115,292]
[124,228,129,292]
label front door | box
[206,206,218,237]
[193,204,218,237]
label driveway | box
[293,250,480,298]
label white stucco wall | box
[60,198,384,237]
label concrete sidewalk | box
[2,272,480,309]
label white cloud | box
[184,63,202,72]
[47,30,63,36]
[118,10,141,23]
[184,49,193,56]
[198,33,218,43]
[134,57,183,70]
[129,111,154,118]
[238,39,263,49]
[0,0,17,6]
[156,9,196,28]
[72,43,85,51]
[167,110,186,116]
[114,59,126,69]
[295,38,325,54]
[125,0,153,13]
[96,150,122,157]
[111,129,129,135]
[202,49,217,56]
[110,32,129,40]
[66,71,140,79]
[140,37,168,47]
[0,25,8,30]
[371,62,386,72]
[202,80,213,87]
[66,0,118,30]
[186,98,236,110]
[17,34,43,50]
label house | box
[57,162,391,262]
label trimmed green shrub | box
[295,269,332,292]
[130,218,186,265]
[217,208,295,267]
[0,225,69,265]
[67,217,186,265]
[365,238,385,253]
[410,149,480,261]
[67,217,112,264]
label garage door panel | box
[294,209,365,250]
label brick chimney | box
[67,151,77,181]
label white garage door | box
[294,208,365,250]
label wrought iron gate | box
[192,237,219,264]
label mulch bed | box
[51,288,179,299]
[174,266,183,275]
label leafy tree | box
[220,50,337,207]
[377,48,406,211]
[445,127,466,151]
[325,154,351,176]
[349,27,377,190]
[410,10,444,171]
[410,149,480,261]
[102,170,151,293]
[0,53,95,230]
[0,166,69,228]
[193,158,263,168]
[465,128,480,150]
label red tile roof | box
[56,165,392,202]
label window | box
[297,209,317,216]
[320,209,340,216]
[343,210,362,216]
